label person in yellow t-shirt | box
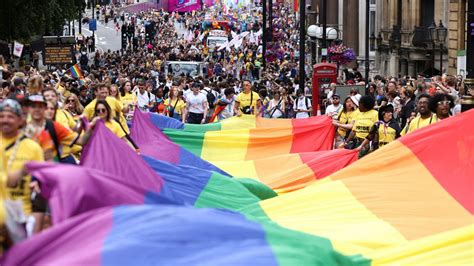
[333,97,357,147]
[401,94,438,136]
[0,99,44,217]
[83,83,129,134]
[343,96,378,158]
[164,86,186,121]
[234,80,262,116]
[93,100,129,142]
[358,104,401,153]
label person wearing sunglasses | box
[1,99,44,236]
[428,93,455,121]
[401,94,438,136]
[92,100,132,147]
[64,94,84,118]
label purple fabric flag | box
[130,109,182,163]
[26,162,176,224]
[81,121,179,202]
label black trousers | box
[187,112,204,124]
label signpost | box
[43,36,75,65]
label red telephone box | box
[312,63,337,116]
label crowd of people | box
[0,1,473,254]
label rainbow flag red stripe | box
[69,64,83,79]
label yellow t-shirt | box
[2,135,44,214]
[401,114,438,136]
[55,109,80,158]
[236,91,260,111]
[105,120,126,139]
[84,97,129,134]
[164,98,186,115]
[352,109,379,139]
[0,172,6,227]
[337,110,356,137]
[378,124,398,146]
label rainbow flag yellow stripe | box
[242,110,474,264]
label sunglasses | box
[437,100,451,106]
[67,99,75,103]
[96,108,107,114]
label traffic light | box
[145,21,156,44]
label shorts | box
[187,112,204,124]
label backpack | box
[295,97,311,117]
[45,120,61,160]
[203,89,216,109]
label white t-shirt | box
[325,104,342,119]
[268,99,284,118]
[135,90,155,110]
[293,96,312,119]
[187,93,207,114]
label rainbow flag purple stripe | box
[69,63,83,79]
[2,205,362,266]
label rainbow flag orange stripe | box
[69,63,83,79]
[242,110,474,264]
[215,149,358,193]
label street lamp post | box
[364,0,370,84]
[321,0,327,62]
[307,25,319,66]
[298,0,305,94]
[262,0,267,69]
[437,20,447,74]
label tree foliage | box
[0,0,86,42]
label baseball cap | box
[27,95,47,104]
[332,93,340,99]
[0,99,23,116]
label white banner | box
[13,41,24,57]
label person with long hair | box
[109,84,121,101]
[92,100,132,147]
[267,91,285,118]
[164,85,186,121]
[333,96,357,147]
[119,81,134,112]
[64,94,84,117]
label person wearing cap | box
[0,99,44,234]
[184,82,208,124]
[357,104,401,152]
[325,93,342,120]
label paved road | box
[74,12,122,53]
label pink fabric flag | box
[81,121,179,202]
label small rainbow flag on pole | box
[69,63,83,78]
[69,63,86,85]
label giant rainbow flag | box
[240,110,474,264]
[2,205,362,265]
[132,111,357,193]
